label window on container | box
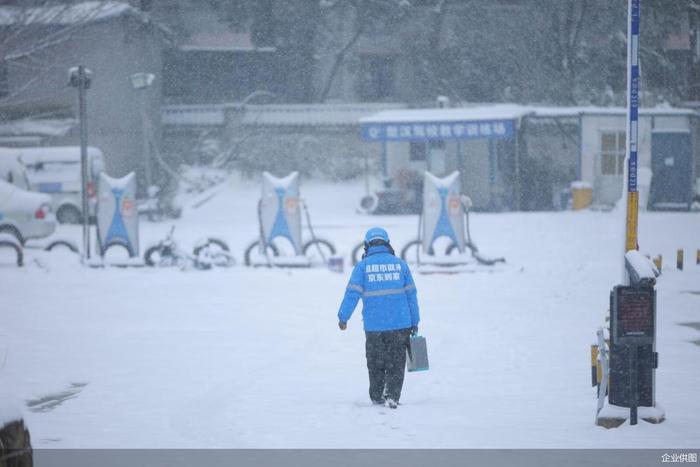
[600,131,626,175]
[410,142,427,161]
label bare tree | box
[204,0,698,105]
[316,0,410,102]
[546,0,590,104]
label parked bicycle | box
[144,226,234,270]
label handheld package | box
[260,171,302,255]
[407,335,429,372]
[422,171,465,254]
[96,172,139,257]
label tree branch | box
[318,2,366,102]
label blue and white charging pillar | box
[422,171,466,254]
[96,172,139,258]
[260,171,303,255]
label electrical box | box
[608,285,657,408]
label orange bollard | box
[590,345,599,387]
[653,255,662,272]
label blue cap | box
[365,227,389,244]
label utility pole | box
[129,72,156,192]
[69,66,93,261]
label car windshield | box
[26,161,78,173]
[24,160,79,183]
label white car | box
[0,179,56,244]
[0,146,105,224]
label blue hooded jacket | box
[337,244,420,332]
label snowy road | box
[1,177,699,448]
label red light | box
[34,206,46,219]
[88,181,96,198]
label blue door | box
[649,131,693,210]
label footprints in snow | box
[353,400,412,433]
[25,382,88,413]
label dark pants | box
[365,328,411,402]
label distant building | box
[141,0,699,212]
[0,1,170,188]
[148,0,294,105]
[360,105,700,211]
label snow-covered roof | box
[362,104,698,124]
[0,119,75,137]
[181,32,276,52]
[360,104,533,124]
[0,1,142,26]
[161,103,411,127]
[162,103,697,129]
[162,104,226,126]
[242,103,408,127]
[531,106,698,118]
[0,146,103,165]
[0,136,44,146]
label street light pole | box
[69,65,92,261]
[130,73,156,193]
[79,68,89,260]
[138,90,152,191]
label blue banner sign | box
[361,120,514,142]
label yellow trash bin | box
[571,181,593,210]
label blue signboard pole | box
[488,140,496,208]
[381,140,388,180]
[625,0,642,427]
[457,139,464,174]
[624,0,640,254]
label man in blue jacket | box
[337,227,420,409]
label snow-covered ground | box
[1,175,699,448]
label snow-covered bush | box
[230,130,371,180]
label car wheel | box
[0,225,24,245]
[45,240,79,253]
[0,238,22,266]
[57,205,82,224]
